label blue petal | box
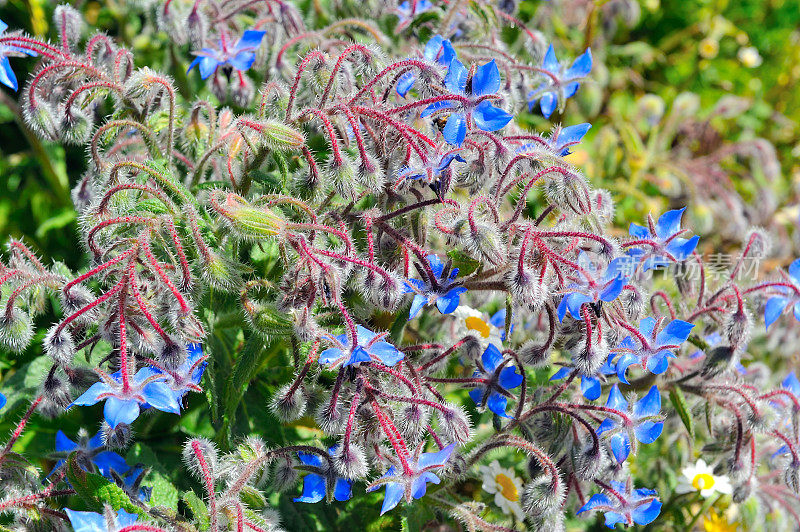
[396,72,416,97]
[318,347,343,365]
[423,35,445,61]
[0,392,5,411]
[411,471,440,499]
[0,20,7,34]
[481,344,503,373]
[565,48,592,79]
[580,376,601,401]
[542,44,560,73]
[783,372,800,397]
[499,366,523,390]
[55,431,78,452]
[632,499,662,526]
[603,511,627,529]
[370,341,404,366]
[608,432,631,463]
[654,208,686,240]
[427,254,445,278]
[471,60,501,96]
[345,346,372,366]
[646,352,671,375]
[408,294,428,320]
[550,367,571,381]
[444,58,468,93]
[228,50,256,72]
[605,384,628,411]
[487,392,510,418]
[442,112,467,146]
[635,420,663,444]
[595,418,616,436]
[333,478,353,501]
[633,386,661,418]
[0,56,18,91]
[638,317,656,338]
[555,123,591,155]
[297,451,323,467]
[436,286,466,314]
[418,443,455,468]
[472,100,513,132]
[794,302,800,323]
[198,56,220,79]
[666,235,699,259]
[141,381,182,414]
[72,382,111,407]
[116,509,139,526]
[563,81,580,99]
[629,222,650,239]
[469,387,485,406]
[599,277,625,302]
[539,92,557,118]
[65,509,107,532]
[656,319,694,346]
[380,482,405,514]
[93,451,130,478]
[420,100,455,118]
[577,493,612,513]
[565,292,593,320]
[789,258,800,284]
[103,397,140,428]
[765,297,789,329]
[235,30,266,51]
[294,473,326,503]
[489,309,506,328]
[615,353,639,384]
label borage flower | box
[397,34,456,97]
[596,385,663,463]
[626,208,700,271]
[557,252,630,322]
[150,343,208,404]
[0,20,37,91]
[404,254,467,319]
[516,123,591,157]
[50,430,128,480]
[550,352,616,401]
[319,325,403,367]
[421,58,513,146]
[764,258,800,328]
[468,344,523,418]
[0,391,5,412]
[614,317,694,379]
[188,30,266,79]
[294,446,353,503]
[71,367,181,428]
[398,144,465,197]
[528,45,592,118]
[367,443,455,514]
[577,479,661,528]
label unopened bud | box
[270,383,307,422]
[103,422,133,449]
[333,443,368,480]
[0,308,34,352]
[211,191,287,240]
[521,475,565,519]
[438,403,472,444]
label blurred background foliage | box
[0,0,799,529]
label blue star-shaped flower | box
[71,367,182,428]
[627,208,700,271]
[398,145,465,185]
[319,325,403,367]
[394,0,434,33]
[367,443,455,515]
[295,446,353,503]
[188,30,266,79]
[764,258,800,329]
[468,344,523,417]
[404,254,467,320]
[65,508,138,532]
[577,480,662,528]
[397,34,456,97]
[550,352,616,401]
[596,385,663,463]
[49,430,129,480]
[517,123,592,157]
[421,58,513,146]
[0,20,37,91]
[557,252,631,322]
[614,317,694,379]
[151,343,208,404]
[528,44,592,118]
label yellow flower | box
[703,510,738,532]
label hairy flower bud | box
[724,307,752,350]
[333,443,368,480]
[183,438,219,479]
[270,383,307,422]
[519,339,551,367]
[211,191,287,240]
[44,324,76,366]
[53,5,85,49]
[438,402,472,444]
[103,422,133,449]
[272,456,298,492]
[521,475,565,519]
[0,308,34,352]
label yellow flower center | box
[495,473,519,502]
[465,316,491,338]
[692,473,715,490]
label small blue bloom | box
[118,465,152,503]
[50,430,129,480]
[397,34,456,97]
[65,508,138,532]
[398,145,465,185]
[295,446,353,503]
[528,45,592,118]
[550,352,616,401]
[468,344,523,417]
[421,59,513,146]
[151,343,208,404]
[0,20,37,91]
[596,385,663,463]
[614,317,694,379]
[627,208,699,271]
[395,0,434,33]
[71,368,181,428]
[188,30,266,79]
[577,480,661,528]
[557,252,630,322]
[764,259,800,329]
[517,123,591,157]
[367,443,455,514]
[404,254,467,319]
[319,325,403,367]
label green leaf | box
[66,453,144,515]
[446,249,481,276]
[669,387,694,438]
[182,490,210,531]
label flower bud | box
[0,308,34,352]
[211,191,287,240]
[438,402,472,444]
[103,422,133,449]
[270,383,307,422]
[253,120,305,151]
[182,438,219,479]
[333,443,368,480]
[60,285,96,322]
[53,5,85,49]
[272,457,298,492]
[44,324,76,366]
[724,307,752,350]
[519,339,550,367]
[521,475,565,519]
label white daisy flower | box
[479,460,525,521]
[675,459,733,498]
[450,305,505,350]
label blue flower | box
[49,430,129,480]
[557,252,630,322]
[517,123,591,157]
[764,259,800,329]
[596,385,663,463]
[367,443,455,514]
[71,367,181,428]
[550,353,616,401]
[397,34,456,97]
[319,325,403,367]
[614,317,694,379]
[0,20,37,91]
[468,344,523,417]
[627,208,700,271]
[784,372,800,398]
[577,480,661,528]
[188,30,266,79]
[528,45,592,118]
[151,343,208,404]
[398,145,465,185]
[295,446,353,503]
[395,0,434,33]
[65,508,138,532]
[404,254,467,319]
[0,392,5,412]
[421,59,513,146]
[117,465,152,503]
